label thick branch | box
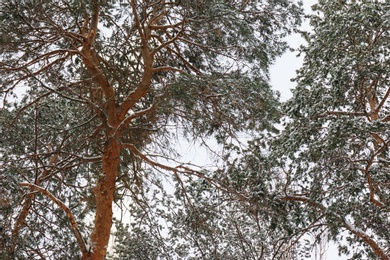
[80,1,115,104]
[382,114,390,122]
[123,143,182,173]
[149,21,184,30]
[10,195,33,256]
[122,143,247,201]
[280,195,389,259]
[120,1,155,118]
[375,86,390,114]
[19,182,88,257]
[10,152,59,255]
[153,66,184,73]
[114,106,155,135]
[363,139,390,211]
[343,221,389,260]
[85,1,100,50]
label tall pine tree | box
[273,0,389,259]
[0,0,302,259]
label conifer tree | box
[0,1,302,259]
[271,1,389,258]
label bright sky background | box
[270,0,315,101]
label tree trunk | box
[86,137,121,260]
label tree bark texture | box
[86,137,121,259]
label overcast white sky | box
[270,0,316,101]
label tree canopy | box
[0,0,302,259]
[270,0,389,259]
[207,0,390,259]
[1,0,389,259]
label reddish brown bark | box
[11,153,58,256]
[86,137,121,260]
[78,2,120,258]
[344,224,390,260]
[11,197,32,256]
[79,1,162,258]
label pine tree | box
[271,0,389,259]
[0,0,302,259]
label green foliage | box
[210,1,390,259]
[0,0,304,258]
[271,0,390,258]
[166,73,280,141]
[0,95,96,258]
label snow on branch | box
[18,182,88,256]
